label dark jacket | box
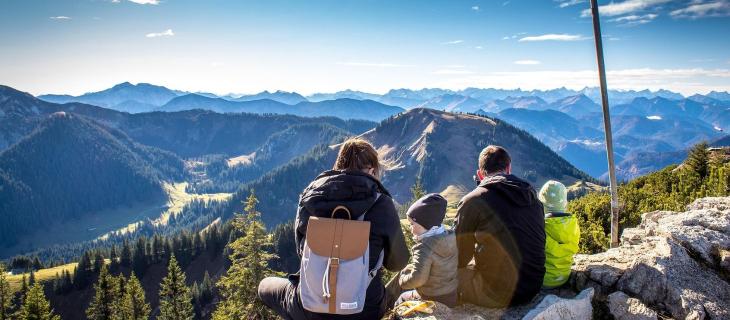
[399,229,458,298]
[455,174,546,306]
[294,170,411,319]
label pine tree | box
[28,270,35,286]
[61,271,73,294]
[686,141,710,178]
[0,264,13,320]
[213,190,276,320]
[31,257,43,271]
[199,271,213,303]
[16,283,60,320]
[120,240,132,268]
[153,236,164,264]
[158,256,193,320]
[398,178,427,219]
[132,238,148,278]
[109,245,120,272]
[21,275,28,294]
[119,274,150,320]
[93,251,105,274]
[75,251,93,289]
[86,265,120,320]
[410,177,426,200]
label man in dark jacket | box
[455,145,546,307]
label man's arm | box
[455,197,479,268]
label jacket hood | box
[299,170,391,220]
[479,174,540,208]
[421,229,457,258]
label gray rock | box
[573,197,730,319]
[522,288,593,320]
[608,291,657,320]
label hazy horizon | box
[1,0,729,96]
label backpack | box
[299,194,384,314]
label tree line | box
[569,142,729,253]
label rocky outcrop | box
[572,197,730,319]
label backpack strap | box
[356,193,381,221]
[357,193,385,280]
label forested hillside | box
[0,113,185,248]
[569,143,729,253]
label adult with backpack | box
[258,138,411,319]
[455,145,546,308]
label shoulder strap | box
[357,193,381,221]
[357,193,384,280]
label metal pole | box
[589,0,620,248]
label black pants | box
[258,277,308,320]
[258,276,387,320]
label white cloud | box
[442,40,464,45]
[611,13,659,25]
[514,60,542,65]
[145,29,174,38]
[555,0,586,8]
[646,115,663,120]
[128,0,159,4]
[581,0,671,17]
[518,34,587,42]
[670,1,730,18]
[336,62,414,68]
[474,46,484,50]
[49,16,71,20]
[471,5,480,11]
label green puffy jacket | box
[543,212,580,288]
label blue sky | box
[1,0,729,96]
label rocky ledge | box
[572,196,730,319]
[400,196,730,320]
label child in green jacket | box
[538,180,580,288]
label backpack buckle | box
[329,257,340,266]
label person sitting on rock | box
[539,180,580,288]
[455,145,546,307]
[385,193,458,308]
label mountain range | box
[26,82,730,179]
[1,84,599,258]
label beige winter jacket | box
[399,229,458,297]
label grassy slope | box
[7,262,77,291]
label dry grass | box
[6,262,77,291]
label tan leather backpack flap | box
[306,216,370,260]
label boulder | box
[522,288,593,320]
[572,197,730,319]
[607,291,657,320]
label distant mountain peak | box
[112,81,134,88]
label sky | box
[0,0,729,96]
